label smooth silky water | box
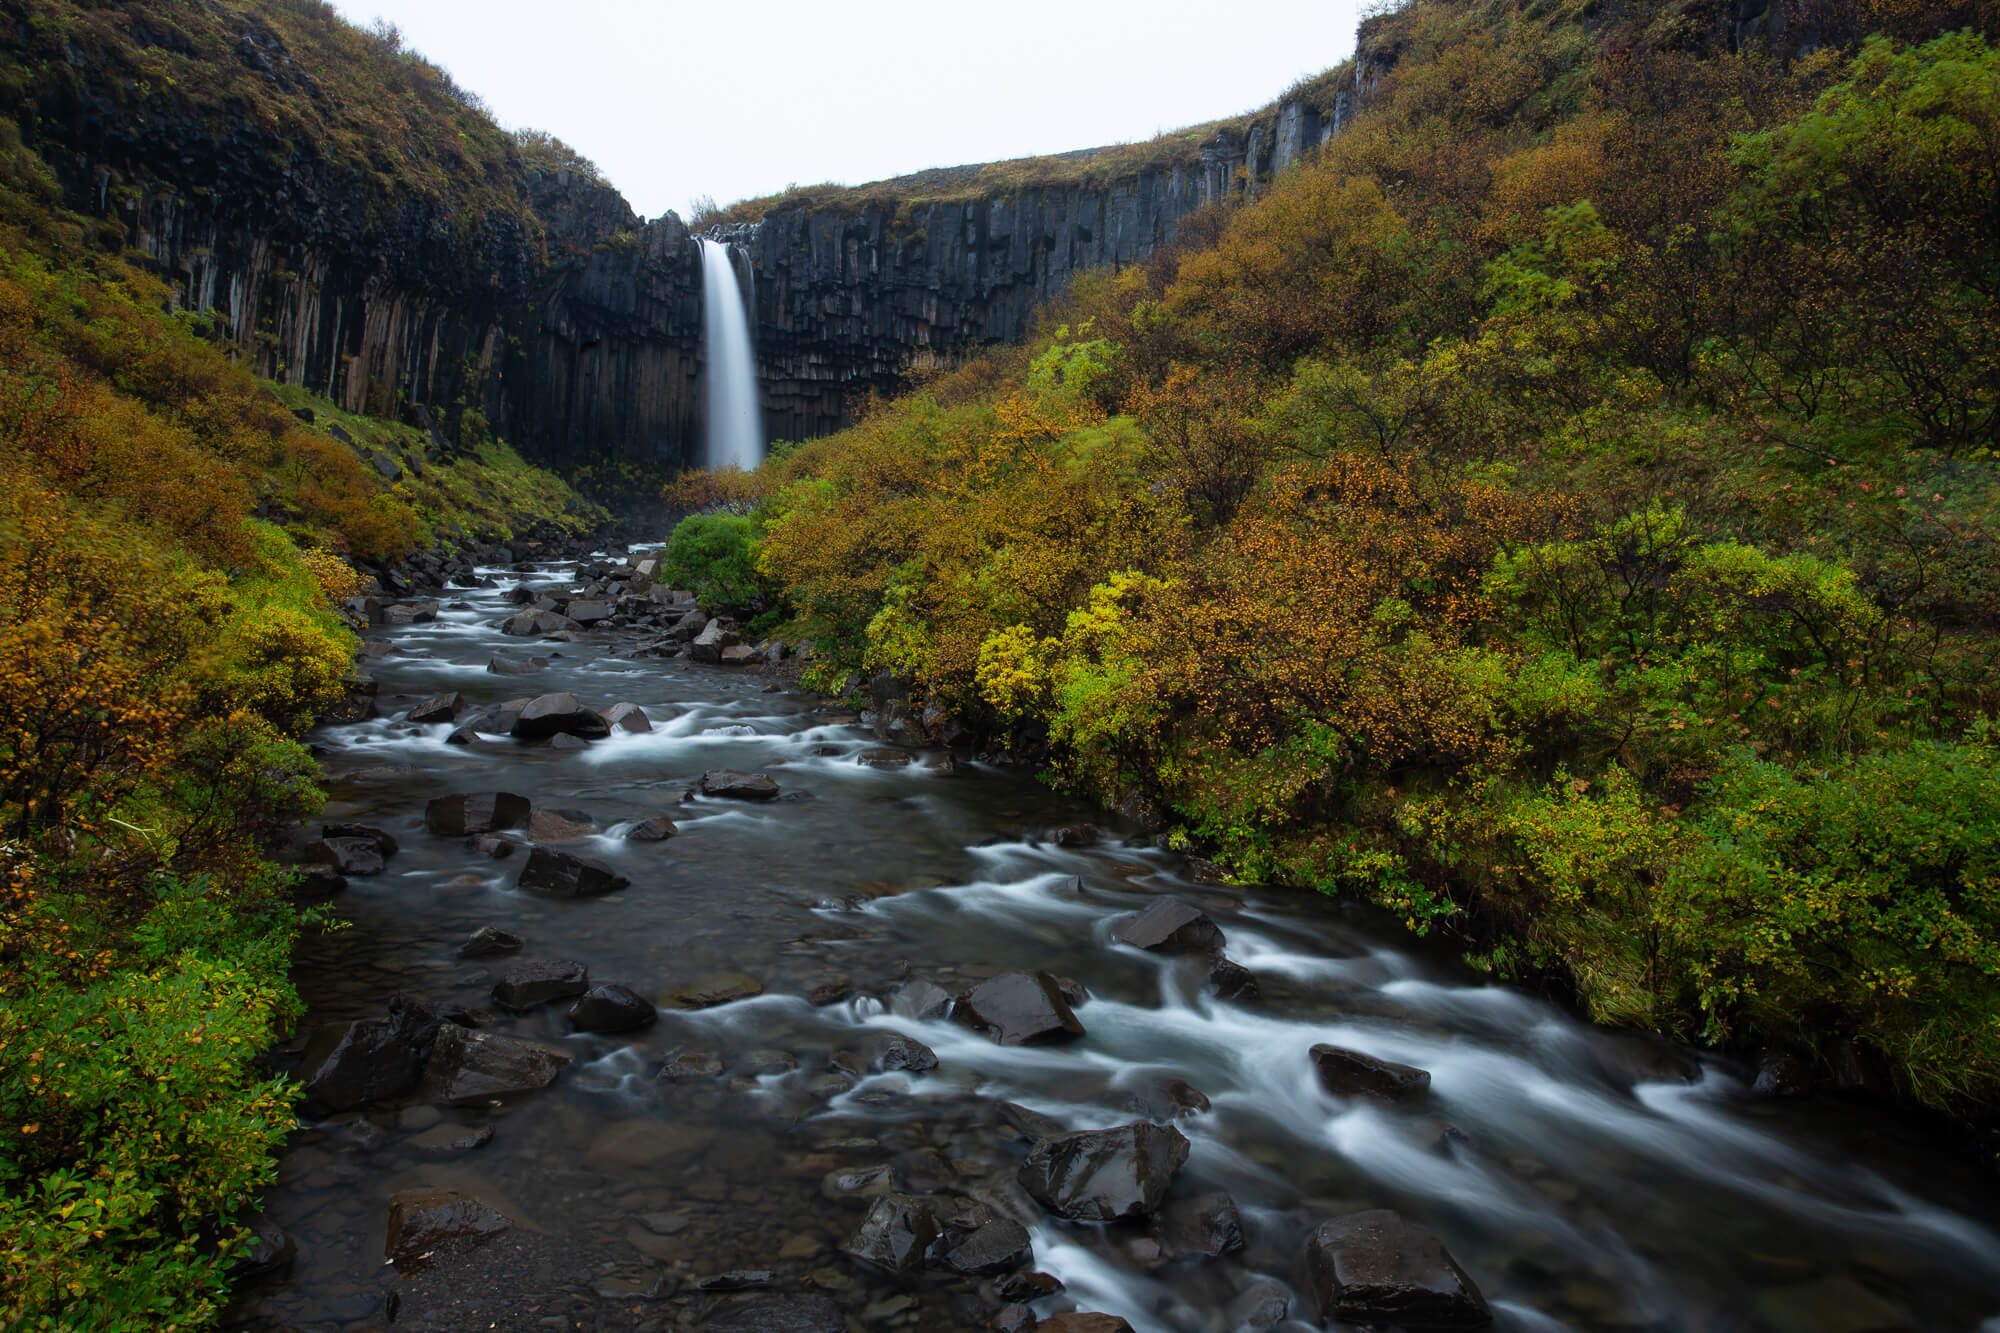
[230,559,2000,1332]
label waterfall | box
[698,237,763,471]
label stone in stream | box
[1018,1122,1190,1222]
[455,925,523,959]
[890,979,954,1021]
[569,983,658,1033]
[517,846,629,898]
[1039,1316,1136,1333]
[626,815,679,841]
[661,972,763,1009]
[232,1218,296,1281]
[869,1031,938,1074]
[466,833,519,859]
[420,1023,570,1104]
[942,1217,1033,1275]
[306,836,384,876]
[1129,1076,1212,1122]
[405,691,462,723]
[600,701,653,733]
[1302,1209,1492,1329]
[688,620,739,663]
[1208,956,1261,1002]
[546,732,591,752]
[719,643,760,665]
[297,995,442,1115]
[566,599,612,625]
[291,863,346,903]
[1225,1281,1292,1331]
[695,769,781,801]
[445,723,481,745]
[843,1194,938,1276]
[321,822,399,857]
[1153,1191,1245,1259]
[406,1122,494,1154]
[957,971,1086,1045]
[1753,1048,1813,1098]
[424,791,532,836]
[1310,1044,1432,1104]
[527,809,597,841]
[384,1188,509,1268]
[511,692,611,740]
[1112,897,1226,955]
[486,653,547,676]
[491,958,588,1010]
[501,609,580,637]
[856,747,912,768]
[659,1049,725,1080]
[698,1296,845,1333]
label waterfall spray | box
[698,237,763,471]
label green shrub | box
[663,512,774,616]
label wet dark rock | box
[993,1305,1037,1333]
[385,1188,509,1268]
[569,984,658,1033]
[291,863,346,902]
[697,1270,776,1291]
[517,846,630,898]
[958,971,1086,1045]
[425,791,532,836]
[891,979,954,1021]
[600,701,653,733]
[1828,1038,1895,1098]
[502,609,580,637]
[1018,1122,1190,1222]
[1208,957,1261,1002]
[1753,1048,1814,1098]
[233,1218,296,1281]
[567,599,612,625]
[1130,1077,1211,1122]
[546,732,591,751]
[844,1193,939,1276]
[1591,1032,1703,1089]
[298,995,441,1115]
[486,653,547,676]
[891,1146,958,1193]
[996,1271,1066,1302]
[696,769,781,800]
[491,958,588,1011]
[434,1002,488,1028]
[406,692,462,723]
[1052,975,1088,1007]
[445,723,481,745]
[1112,898,1225,955]
[407,1122,494,1154]
[804,973,851,1005]
[699,1295,845,1333]
[1302,1209,1492,1329]
[1039,1316,1135,1333]
[1154,1191,1245,1259]
[420,1024,571,1104]
[466,833,519,859]
[996,1101,1068,1143]
[943,1217,1033,1275]
[1310,1044,1432,1104]
[857,747,913,768]
[512,692,611,740]
[455,926,523,959]
[662,972,763,1009]
[1052,823,1102,848]
[1225,1281,1291,1330]
[871,1031,939,1074]
[626,814,679,841]
[659,1049,725,1080]
[527,808,597,841]
[321,823,400,857]
[307,836,384,876]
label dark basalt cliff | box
[5,5,1385,470]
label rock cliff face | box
[9,9,1387,473]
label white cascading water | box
[698,236,763,470]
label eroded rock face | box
[511,692,611,740]
[844,1194,938,1276]
[420,1024,571,1104]
[385,1188,509,1268]
[1018,1122,1189,1222]
[1310,1044,1432,1104]
[1112,898,1225,954]
[425,791,532,836]
[517,845,630,898]
[958,971,1086,1046]
[1302,1209,1492,1329]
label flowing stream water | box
[229,555,2000,1333]
[699,239,763,471]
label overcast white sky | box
[329,0,1369,220]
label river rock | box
[696,769,781,800]
[1112,898,1225,954]
[546,732,590,751]
[1310,1044,1432,1104]
[1208,957,1261,1002]
[1753,1048,1813,1098]
[321,822,399,857]
[626,815,679,841]
[567,599,612,625]
[385,1188,509,1268]
[662,972,763,1009]
[1302,1209,1492,1329]
[297,995,441,1115]
[689,620,740,663]
[943,1217,1033,1275]
[291,863,346,902]
[420,1024,570,1104]
[857,747,913,768]
[570,983,658,1033]
[844,1194,938,1276]
[486,653,547,676]
[406,1122,494,1154]
[512,692,611,740]
[1154,1191,1244,1259]
[870,1031,939,1073]
[517,846,630,898]
[425,791,532,835]
[699,1295,845,1333]
[1130,1077,1211,1121]
[502,609,579,637]
[600,701,653,733]
[1018,1122,1189,1221]
[306,836,384,876]
[958,971,1086,1045]
[1039,1316,1135,1333]
[492,958,588,1010]
[406,692,462,723]
[890,979,953,1021]
[719,643,760,665]
[233,1218,296,1281]
[456,925,523,959]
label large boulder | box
[1112,898,1225,954]
[321,823,399,857]
[502,609,580,637]
[511,693,611,740]
[1208,957,1261,1002]
[1302,1209,1492,1329]
[425,792,532,836]
[566,599,613,626]
[298,995,441,1115]
[569,984,658,1033]
[697,770,781,801]
[844,1194,938,1276]
[689,619,740,663]
[385,1188,509,1268]
[406,692,463,724]
[517,846,630,898]
[600,702,653,734]
[1310,1044,1432,1104]
[492,958,588,1011]
[420,1024,570,1104]
[958,971,1086,1046]
[1018,1122,1189,1221]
